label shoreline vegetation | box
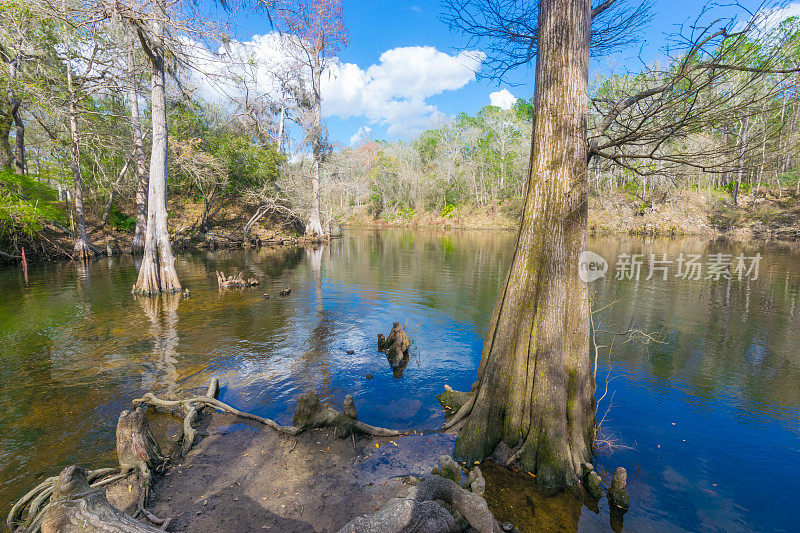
[3,183,798,265]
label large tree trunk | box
[306,55,324,238]
[451,0,595,489]
[128,32,149,255]
[65,42,92,261]
[133,0,181,295]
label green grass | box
[0,171,65,237]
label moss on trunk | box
[451,0,596,489]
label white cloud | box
[184,36,484,139]
[734,2,800,34]
[489,89,518,110]
[323,46,484,137]
[349,126,372,146]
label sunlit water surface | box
[1,230,798,532]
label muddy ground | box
[107,410,458,532]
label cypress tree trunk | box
[132,0,180,295]
[452,0,595,489]
[306,54,324,238]
[128,32,149,255]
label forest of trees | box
[328,12,800,220]
[2,0,800,265]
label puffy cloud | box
[349,126,372,146]
[185,35,484,139]
[489,89,518,110]
[323,46,484,136]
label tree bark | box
[451,0,595,489]
[128,32,149,255]
[306,54,324,238]
[733,116,749,206]
[64,29,92,262]
[40,466,160,533]
[133,0,181,295]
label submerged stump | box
[216,271,259,288]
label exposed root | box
[440,390,477,431]
[39,465,161,532]
[378,323,411,378]
[73,238,96,262]
[339,475,502,533]
[216,270,259,288]
[133,393,301,436]
[437,385,475,415]
[293,391,403,437]
[7,468,125,533]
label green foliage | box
[367,190,382,217]
[0,171,64,237]
[212,133,284,192]
[107,205,135,232]
[440,203,455,218]
[777,171,800,186]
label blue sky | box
[197,0,795,147]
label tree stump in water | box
[40,466,161,533]
[378,323,410,377]
[293,391,400,436]
[216,271,259,288]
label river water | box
[0,230,798,532]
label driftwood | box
[215,271,259,288]
[378,323,410,377]
[40,466,161,533]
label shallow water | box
[0,230,798,531]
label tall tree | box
[273,0,348,237]
[63,24,93,260]
[446,0,595,488]
[129,0,181,294]
[127,27,149,254]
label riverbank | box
[3,186,798,266]
[128,410,452,532]
[343,187,800,241]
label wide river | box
[1,230,798,532]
